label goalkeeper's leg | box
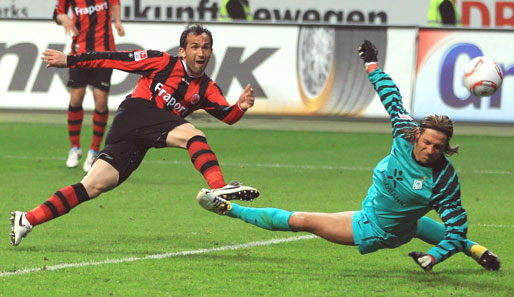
[415,216,445,244]
[228,203,293,231]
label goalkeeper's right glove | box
[470,244,501,271]
[409,252,435,271]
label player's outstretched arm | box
[41,49,67,68]
[238,84,255,111]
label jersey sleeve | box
[201,81,245,125]
[67,50,168,76]
[425,162,469,264]
[368,68,417,138]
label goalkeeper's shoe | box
[9,211,33,246]
[212,181,259,201]
[470,244,501,271]
[66,147,82,168]
[197,189,232,215]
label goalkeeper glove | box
[470,244,501,271]
[358,40,378,63]
[409,252,435,271]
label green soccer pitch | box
[1,114,513,297]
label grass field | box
[0,119,513,296]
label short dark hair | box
[403,114,459,156]
[179,24,213,49]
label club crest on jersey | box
[190,94,200,104]
[134,50,148,61]
[412,179,423,190]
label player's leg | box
[66,87,86,168]
[83,87,109,172]
[196,189,354,245]
[415,216,445,244]
[84,69,112,172]
[10,159,119,246]
[167,124,259,200]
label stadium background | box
[1,0,513,123]
[1,1,513,296]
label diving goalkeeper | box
[196,40,501,272]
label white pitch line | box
[3,155,512,175]
[0,235,316,278]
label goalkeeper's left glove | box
[409,252,435,271]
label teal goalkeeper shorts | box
[352,210,416,254]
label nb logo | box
[387,169,403,188]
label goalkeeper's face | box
[413,128,447,165]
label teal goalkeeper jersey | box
[363,68,470,264]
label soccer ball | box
[463,56,503,97]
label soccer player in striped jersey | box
[10,24,259,246]
[196,40,500,271]
[54,0,125,172]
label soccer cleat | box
[66,147,82,168]
[9,211,33,246]
[212,181,259,201]
[470,244,501,271]
[197,189,232,215]
[83,149,99,172]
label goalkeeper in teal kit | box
[196,40,500,271]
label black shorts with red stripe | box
[98,98,189,185]
[67,68,113,91]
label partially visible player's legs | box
[415,216,445,244]
[196,189,354,245]
[10,159,119,246]
[84,88,109,172]
[289,211,355,245]
[66,87,86,168]
[168,124,259,200]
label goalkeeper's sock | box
[68,105,84,148]
[228,203,293,231]
[415,216,446,245]
[187,135,226,189]
[25,183,90,226]
[90,109,109,152]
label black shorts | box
[98,98,189,185]
[67,68,113,92]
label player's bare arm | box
[112,4,125,37]
[56,14,79,36]
[238,84,255,111]
[41,49,67,68]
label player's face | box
[413,128,447,165]
[179,33,212,77]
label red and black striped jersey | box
[53,0,119,54]
[67,50,246,124]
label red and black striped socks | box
[25,183,90,226]
[90,109,109,152]
[187,135,226,189]
[68,105,84,148]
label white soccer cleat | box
[197,189,232,215]
[9,211,33,246]
[83,149,99,172]
[212,181,259,201]
[66,147,82,168]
